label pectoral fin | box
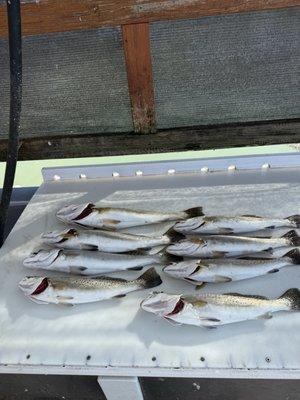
[218,228,234,234]
[114,294,126,298]
[57,295,74,300]
[69,266,87,274]
[214,275,232,283]
[213,251,228,258]
[103,219,121,229]
[257,312,273,320]
[268,268,280,274]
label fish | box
[163,249,300,285]
[141,289,300,327]
[41,228,184,253]
[241,246,300,259]
[174,214,300,235]
[23,248,180,275]
[166,230,300,258]
[19,267,162,305]
[56,203,203,230]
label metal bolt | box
[167,168,176,175]
[53,174,61,181]
[262,163,270,170]
[79,173,87,179]
[135,170,143,176]
[201,166,209,173]
[228,165,236,171]
[112,172,120,178]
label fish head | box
[167,238,204,256]
[41,229,78,245]
[56,203,95,224]
[141,292,184,317]
[19,276,49,296]
[23,249,61,268]
[163,260,199,278]
[174,217,204,233]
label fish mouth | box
[56,203,94,223]
[141,292,183,316]
[174,217,204,232]
[41,229,78,243]
[19,277,49,296]
[163,261,198,278]
[23,249,61,268]
[167,240,203,256]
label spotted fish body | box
[166,231,300,258]
[141,289,300,327]
[41,228,182,253]
[19,267,162,305]
[174,214,300,235]
[23,248,171,275]
[163,249,300,284]
[56,203,203,230]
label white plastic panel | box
[0,160,300,378]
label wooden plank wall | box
[0,1,299,159]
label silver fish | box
[141,289,300,327]
[23,248,178,275]
[41,228,183,253]
[174,214,300,235]
[241,246,300,259]
[163,249,300,285]
[167,230,300,258]
[56,203,203,230]
[19,267,162,305]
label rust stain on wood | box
[122,23,156,134]
[0,1,298,38]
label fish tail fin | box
[284,249,300,264]
[282,230,300,246]
[165,228,185,243]
[287,215,300,228]
[184,207,203,218]
[280,288,300,310]
[137,267,162,289]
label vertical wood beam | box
[122,23,156,134]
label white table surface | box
[0,164,299,378]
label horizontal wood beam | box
[122,23,155,134]
[0,1,298,38]
[0,119,299,161]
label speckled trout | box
[174,214,300,235]
[141,289,300,327]
[163,249,300,285]
[41,228,184,253]
[56,203,203,230]
[19,267,162,305]
[23,248,179,275]
[167,230,300,258]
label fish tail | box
[284,249,300,264]
[280,288,300,310]
[137,267,162,289]
[165,228,185,243]
[287,215,300,228]
[184,207,203,218]
[282,230,300,246]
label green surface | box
[0,144,298,188]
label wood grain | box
[0,119,298,161]
[122,23,155,134]
[0,1,298,38]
